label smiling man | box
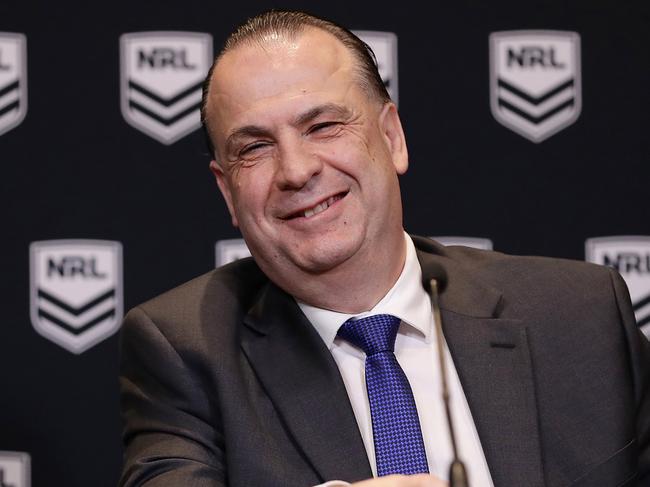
[119,10,650,487]
[206,20,407,315]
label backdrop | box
[1,1,648,485]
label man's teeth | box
[303,196,337,218]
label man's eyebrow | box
[292,103,353,127]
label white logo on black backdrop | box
[215,236,493,267]
[0,33,27,137]
[215,238,251,267]
[353,31,398,105]
[0,451,30,487]
[489,30,581,143]
[432,236,493,250]
[30,240,123,354]
[586,236,650,338]
[120,32,213,145]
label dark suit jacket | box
[119,236,650,486]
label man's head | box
[202,11,409,311]
[201,11,390,156]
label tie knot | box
[337,314,401,356]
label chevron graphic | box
[633,292,650,328]
[125,79,202,127]
[496,78,575,125]
[0,79,20,117]
[35,288,116,336]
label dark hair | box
[200,10,390,157]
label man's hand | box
[351,474,448,486]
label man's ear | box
[378,102,408,175]
[209,160,239,227]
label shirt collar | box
[297,233,433,350]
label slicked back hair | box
[200,10,391,158]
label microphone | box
[423,267,469,487]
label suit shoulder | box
[414,234,611,290]
[421,240,618,315]
[130,257,268,326]
[442,244,610,286]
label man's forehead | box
[206,28,359,134]
[210,27,354,93]
[213,28,352,88]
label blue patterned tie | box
[338,314,429,476]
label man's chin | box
[251,233,366,280]
[290,242,362,276]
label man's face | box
[205,28,408,290]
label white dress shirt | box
[297,233,494,487]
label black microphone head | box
[421,261,448,293]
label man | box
[119,10,650,487]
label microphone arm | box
[429,278,469,487]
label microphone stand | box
[429,278,469,487]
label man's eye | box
[309,122,340,134]
[240,142,269,156]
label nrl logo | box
[120,31,213,145]
[0,33,27,137]
[0,451,31,487]
[432,236,493,250]
[489,30,581,143]
[586,236,650,338]
[353,31,399,105]
[29,240,123,354]
[215,238,251,267]
[214,236,494,267]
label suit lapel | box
[442,312,545,487]
[241,282,372,483]
[239,236,545,486]
[414,237,545,487]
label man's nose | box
[275,140,323,190]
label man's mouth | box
[284,192,347,220]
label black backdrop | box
[1,1,649,485]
